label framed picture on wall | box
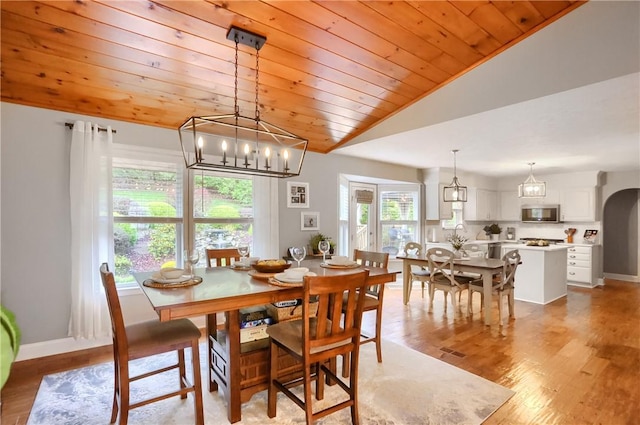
[301,211,319,231]
[287,182,309,208]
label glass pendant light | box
[518,162,546,198]
[443,149,467,202]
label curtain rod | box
[65,122,117,134]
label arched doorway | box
[603,188,639,282]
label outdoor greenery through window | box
[380,186,419,257]
[112,149,255,286]
[113,156,183,285]
[193,173,253,266]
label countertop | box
[501,243,568,252]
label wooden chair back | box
[404,242,422,257]
[205,248,240,267]
[303,270,369,359]
[100,263,128,356]
[353,249,389,298]
[497,249,520,290]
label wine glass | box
[318,240,330,263]
[184,249,200,278]
[237,245,250,266]
[289,246,306,268]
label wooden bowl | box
[251,260,292,274]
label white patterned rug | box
[28,340,513,424]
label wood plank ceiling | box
[1,1,584,153]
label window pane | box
[193,173,254,263]
[380,191,417,221]
[113,158,182,218]
[112,156,183,285]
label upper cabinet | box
[560,187,596,222]
[497,191,520,221]
[464,188,497,221]
[425,183,453,220]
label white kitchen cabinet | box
[498,191,520,221]
[464,188,497,221]
[560,188,596,222]
[563,244,601,287]
[425,183,453,220]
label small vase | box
[490,234,499,241]
[567,235,574,244]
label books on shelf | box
[240,317,274,329]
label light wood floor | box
[2,278,638,425]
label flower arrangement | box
[447,233,468,251]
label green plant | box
[309,232,336,254]
[1,305,21,389]
[149,223,176,260]
[483,223,502,235]
[115,255,133,276]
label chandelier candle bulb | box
[197,136,204,162]
[221,140,228,165]
[264,146,271,170]
[283,150,289,171]
[243,143,250,167]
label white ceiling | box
[334,1,640,178]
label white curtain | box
[68,121,113,339]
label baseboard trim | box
[604,273,640,283]
[16,317,207,361]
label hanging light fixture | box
[443,149,467,202]
[178,26,307,178]
[518,162,546,198]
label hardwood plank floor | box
[2,279,638,424]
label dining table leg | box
[403,259,412,304]
[482,271,492,326]
[225,309,242,423]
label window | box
[111,146,264,286]
[379,185,419,257]
[441,202,464,229]
[112,154,184,286]
[192,173,254,266]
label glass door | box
[349,182,377,253]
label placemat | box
[320,262,361,269]
[143,276,203,289]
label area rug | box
[28,340,513,424]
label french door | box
[349,182,377,253]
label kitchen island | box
[501,243,568,304]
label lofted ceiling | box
[1,0,585,157]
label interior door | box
[349,183,377,254]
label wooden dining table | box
[396,254,505,326]
[134,261,397,424]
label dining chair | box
[338,249,389,377]
[467,249,521,325]
[99,263,204,425]
[426,247,479,313]
[267,270,369,425]
[205,247,240,267]
[404,242,431,299]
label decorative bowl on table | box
[160,267,185,279]
[250,259,292,274]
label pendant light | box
[518,162,546,198]
[178,26,307,178]
[443,149,467,202]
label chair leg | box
[350,347,360,425]
[303,364,314,425]
[119,362,130,425]
[421,281,425,298]
[467,290,473,316]
[111,355,120,424]
[190,341,204,425]
[342,351,351,378]
[508,292,515,319]
[497,293,504,326]
[178,349,187,399]
[428,285,436,311]
[374,307,383,363]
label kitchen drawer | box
[567,266,592,283]
[567,259,590,269]
[567,252,590,262]
[566,246,592,255]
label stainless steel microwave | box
[521,205,560,223]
